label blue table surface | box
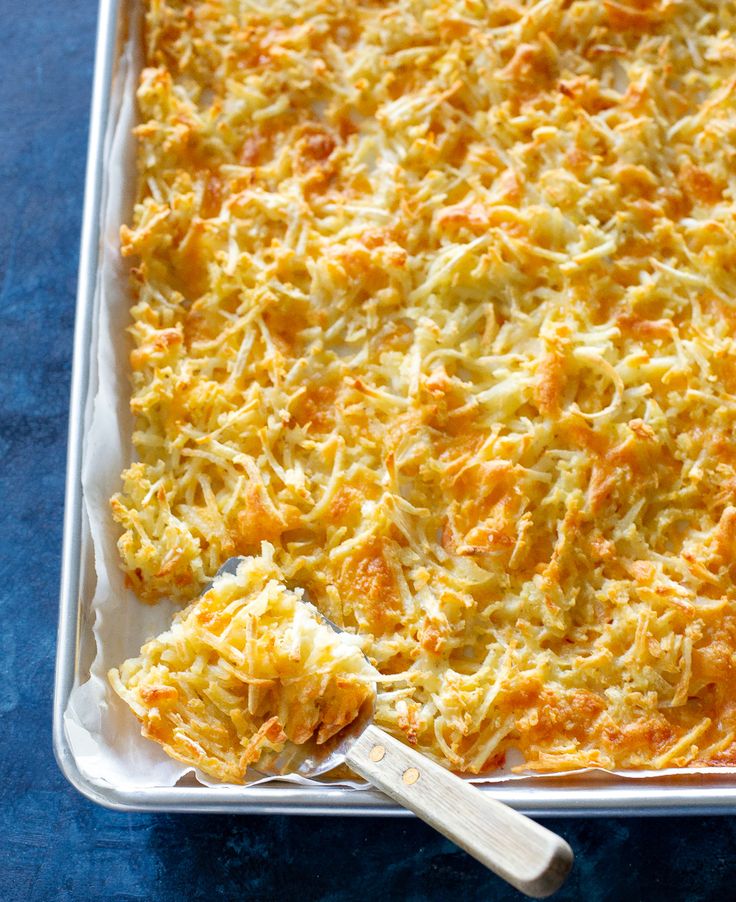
[2,1,735,898]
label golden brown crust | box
[113,0,736,775]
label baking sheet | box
[61,0,736,797]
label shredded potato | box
[109,546,376,782]
[113,0,736,774]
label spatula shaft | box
[345,724,572,898]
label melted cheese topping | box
[114,0,736,774]
[109,547,376,782]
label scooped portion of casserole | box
[109,546,375,783]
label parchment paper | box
[63,8,736,794]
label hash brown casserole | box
[113,0,736,775]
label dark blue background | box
[1,0,733,898]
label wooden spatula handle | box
[345,724,572,898]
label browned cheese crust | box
[113,0,736,774]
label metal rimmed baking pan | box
[53,0,736,816]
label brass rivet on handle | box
[402,767,420,785]
[370,745,386,762]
